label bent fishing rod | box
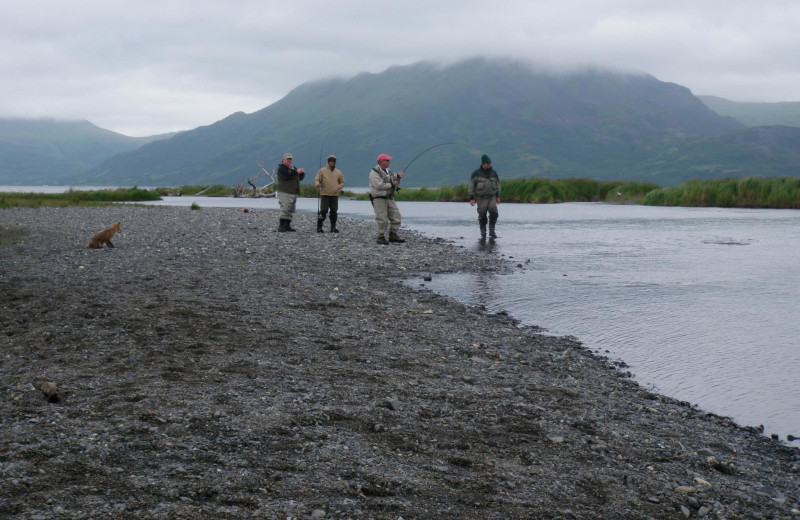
[400,142,458,174]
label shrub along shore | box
[2,176,798,208]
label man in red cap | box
[368,153,405,245]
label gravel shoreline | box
[1,205,799,519]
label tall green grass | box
[155,185,232,196]
[0,187,161,209]
[642,177,800,209]
[355,178,659,203]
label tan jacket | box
[314,167,345,196]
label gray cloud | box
[2,0,797,136]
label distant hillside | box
[84,59,752,188]
[699,96,800,128]
[632,125,800,185]
[0,119,173,185]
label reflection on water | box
[477,237,499,253]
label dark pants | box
[318,195,339,220]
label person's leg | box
[329,197,339,232]
[387,201,404,242]
[317,196,330,232]
[277,192,293,231]
[285,194,298,231]
[373,198,389,243]
[476,198,489,238]
[487,198,499,238]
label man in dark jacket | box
[468,154,501,239]
[276,153,305,232]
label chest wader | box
[489,214,497,238]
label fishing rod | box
[317,142,324,217]
[400,142,458,174]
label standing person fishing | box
[369,153,405,245]
[468,154,501,239]
[314,155,345,233]
[276,153,305,232]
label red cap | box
[377,153,392,162]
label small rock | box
[311,510,326,519]
[680,505,691,517]
[380,398,401,411]
[34,380,60,403]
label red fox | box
[86,222,121,249]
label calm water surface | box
[7,187,798,441]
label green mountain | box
[85,59,750,187]
[699,96,800,128]
[0,119,173,185]
[10,59,800,188]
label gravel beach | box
[1,205,799,519]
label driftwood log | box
[233,161,276,198]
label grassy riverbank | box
[354,178,661,203]
[642,177,800,209]
[0,187,160,209]
[3,176,798,209]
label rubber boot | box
[330,215,339,233]
[479,217,488,239]
[377,235,389,245]
[488,216,497,238]
[317,216,325,233]
[279,218,295,232]
[389,232,405,243]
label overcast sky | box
[2,0,798,136]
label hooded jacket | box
[314,167,345,196]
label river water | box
[5,187,799,441]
